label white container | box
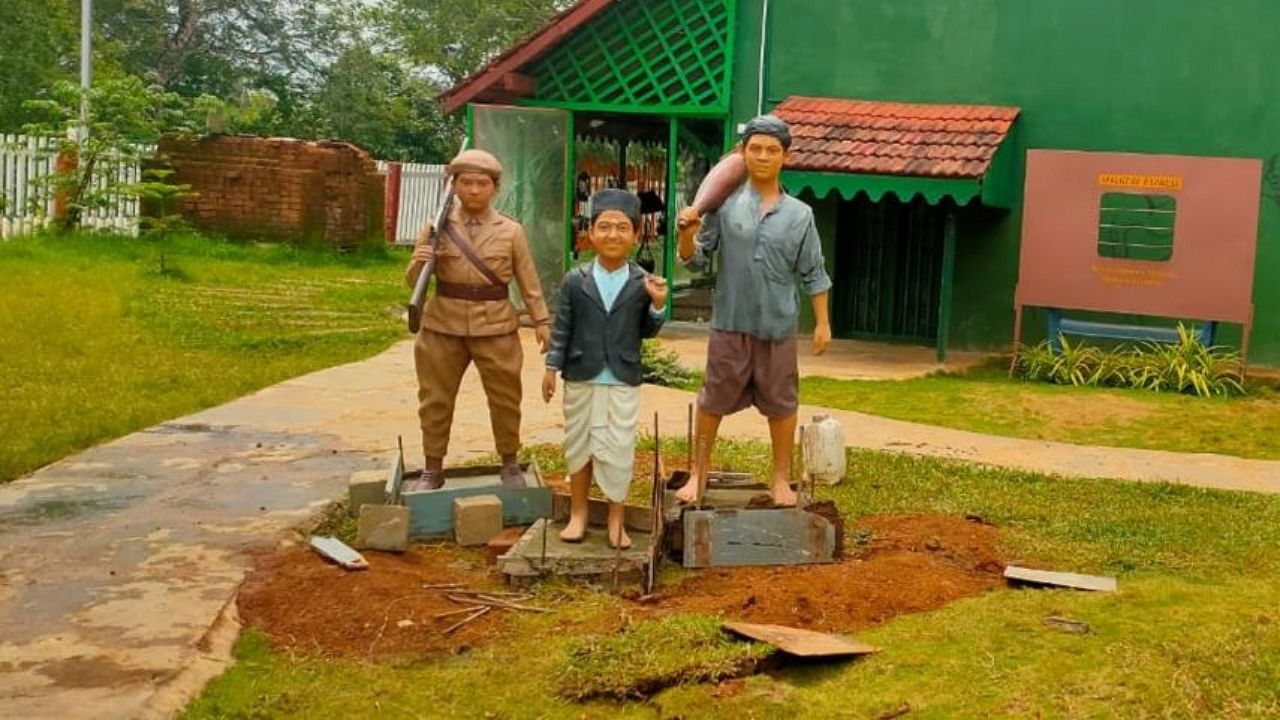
[802,414,846,486]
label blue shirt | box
[589,259,666,385]
[683,185,832,341]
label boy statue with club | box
[675,115,833,507]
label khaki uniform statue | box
[404,149,551,489]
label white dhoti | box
[562,381,640,503]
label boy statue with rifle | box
[404,148,551,489]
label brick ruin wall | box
[154,135,385,250]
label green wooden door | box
[833,195,946,343]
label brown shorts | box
[697,329,799,418]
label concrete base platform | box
[498,519,653,586]
[397,463,552,539]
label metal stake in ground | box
[686,403,693,475]
[646,411,663,595]
[795,424,807,508]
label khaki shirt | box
[404,205,550,337]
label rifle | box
[406,138,469,333]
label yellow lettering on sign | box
[1090,263,1175,287]
[1097,173,1184,191]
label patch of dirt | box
[237,543,510,659]
[1017,392,1154,431]
[37,655,164,688]
[642,513,1004,633]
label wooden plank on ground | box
[723,622,878,658]
[384,444,405,504]
[310,536,369,570]
[1004,565,1117,592]
[682,508,836,568]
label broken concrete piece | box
[1004,565,1117,592]
[309,536,368,570]
[347,470,386,517]
[454,495,503,547]
[486,526,526,564]
[355,504,410,552]
[722,622,878,658]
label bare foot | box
[559,515,587,543]
[771,480,797,508]
[608,523,632,550]
[674,474,702,504]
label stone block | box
[347,470,386,517]
[355,504,410,553]
[454,495,503,547]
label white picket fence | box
[0,133,149,239]
[378,161,448,245]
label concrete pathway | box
[659,321,988,380]
[2,330,1279,719]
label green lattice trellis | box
[526,0,732,111]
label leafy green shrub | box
[1017,325,1244,397]
[641,338,697,389]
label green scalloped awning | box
[782,170,983,206]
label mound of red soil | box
[237,543,507,658]
[238,513,1002,659]
[643,513,1003,633]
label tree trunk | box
[157,0,203,88]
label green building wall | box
[728,0,1280,364]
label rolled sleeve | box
[797,212,833,296]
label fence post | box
[53,145,78,226]
[384,162,402,245]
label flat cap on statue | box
[588,188,642,226]
[741,114,793,150]
[447,148,503,180]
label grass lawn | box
[800,360,1280,460]
[184,442,1280,719]
[0,231,409,482]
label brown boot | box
[500,454,525,489]
[420,455,445,490]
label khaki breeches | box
[415,329,523,458]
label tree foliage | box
[373,0,567,86]
[1,1,566,162]
[0,0,78,132]
[21,76,198,230]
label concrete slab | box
[499,519,652,584]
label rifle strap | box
[443,222,505,288]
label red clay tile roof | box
[773,96,1021,179]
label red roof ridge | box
[441,0,617,114]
